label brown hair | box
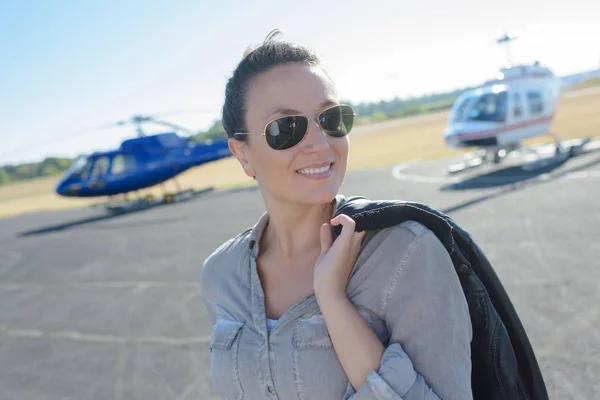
[221,35,322,140]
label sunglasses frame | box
[233,103,356,148]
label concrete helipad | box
[1,140,599,399]
[392,139,600,189]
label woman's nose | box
[302,117,330,152]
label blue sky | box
[1,0,599,165]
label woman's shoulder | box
[370,219,444,252]
[203,227,253,263]
[200,227,254,282]
[348,218,462,318]
[361,219,453,281]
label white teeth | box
[297,164,331,175]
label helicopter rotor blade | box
[1,110,219,161]
[141,117,196,136]
[150,108,221,118]
[0,122,122,159]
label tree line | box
[0,157,73,185]
[189,87,469,143]
[1,86,469,186]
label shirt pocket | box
[291,307,379,348]
[209,319,244,400]
[290,310,374,400]
[290,307,387,399]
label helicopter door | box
[526,90,544,117]
[108,154,136,177]
[512,92,523,121]
[88,156,110,190]
[109,154,126,177]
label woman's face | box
[229,62,349,207]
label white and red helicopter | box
[442,33,592,173]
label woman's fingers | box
[330,214,357,240]
[328,215,366,260]
[314,215,366,295]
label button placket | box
[249,251,279,398]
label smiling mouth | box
[296,163,333,176]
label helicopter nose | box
[55,182,68,197]
[56,182,81,197]
[443,127,462,149]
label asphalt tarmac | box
[1,142,599,399]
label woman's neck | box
[261,197,335,263]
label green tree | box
[0,168,10,185]
[191,119,227,142]
[12,164,37,180]
[370,111,388,123]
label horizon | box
[2,66,599,168]
[2,0,599,166]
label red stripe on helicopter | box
[457,115,554,140]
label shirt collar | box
[247,194,346,252]
[248,211,269,251]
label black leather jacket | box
[333,196,549,400]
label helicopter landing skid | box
[445,136,595,175]
[520,147,569,172]
[446,156,485,174]
[445,148,505,175]
[520,137,593,172]
[103,187,214,214]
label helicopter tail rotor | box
[108,110,220,138]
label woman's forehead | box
[247,63,337,120]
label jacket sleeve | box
[344,225,473,400]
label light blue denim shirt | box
[200,194,473,399]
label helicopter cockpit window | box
[63,156,91,180]
[89,156,110,180]
[452,96,476,123]
[466,91,507,122]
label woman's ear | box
[228,137,256,179]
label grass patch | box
[571,77,600,90]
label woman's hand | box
[313,216,381,390]
[313,214,366,299]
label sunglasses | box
[233,104,355,150]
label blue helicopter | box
[55,114,232,203]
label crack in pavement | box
[0,325,211,346]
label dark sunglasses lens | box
[265,116,309,150]
[319,105,354,137]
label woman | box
[200,34,473,400]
